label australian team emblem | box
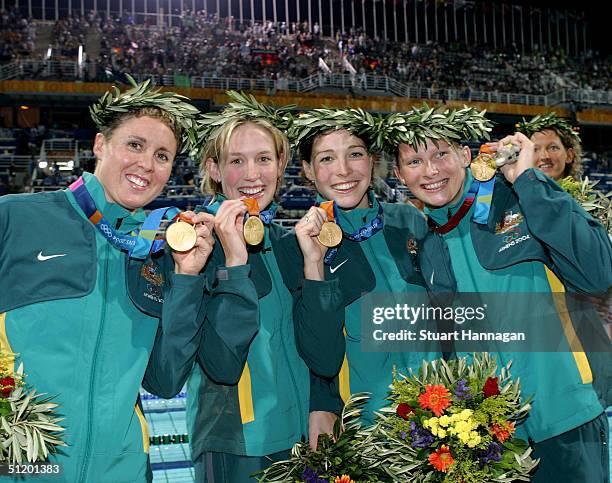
[141,262,164,286]
[495,211,524,235]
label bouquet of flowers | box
[257,394,388,482]
[371,353,538,482]
[0,353,66,464]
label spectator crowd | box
[0,6,610,95]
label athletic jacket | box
[427,168,612,442]
[0,173,207,482]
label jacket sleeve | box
[143,272,208,398]
[196,264,260,385]
[294,278,346,378]
[513,169,612,293]
[275,229,346,378]
[309,373,344,415]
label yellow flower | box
[457,432,471,444]
[436,428,447,438]
[424,417,439,430]
[459,409,473,420]
[438,415,451,427]
[467,431,482,448]
[453,421,471,433]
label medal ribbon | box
[473,177,495,225]
[243,198,260,216]
[428,177,493,233]
[243,198,277,225]
[427,180,478,234]
[202,196,277,225]
[69,176,179,259]
[320,200,336,222]
[323,197,384,266]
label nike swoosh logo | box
[330,259,349,274]
[37,251,67,261]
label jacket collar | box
[67,172,146,233]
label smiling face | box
[395,139,471,208]
[206,122,284,209]
[93,115,177,210]
[302,129,372,210]
[531,129,574,180]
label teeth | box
[538,163,553,169]
[126,175,148,187]
[240,187,264,195]
[422,180,447,190]
[333,182,357,191]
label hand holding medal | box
[470,143,521,182]
[295,205,330,281]
[213,199,249,267]
[487,132,535,184]
[316,201,343,248]
[166,213,198,252]
[169,211,216,276]
[242,198,265,246]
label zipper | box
[78,243,110,482]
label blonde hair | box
[199,118,291,196]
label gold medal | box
[316,200,343,247]
[243,198,265,245]
[317,221,343,247]
[470,152,497,182]
[166,219,197,252]
[244,215,265,245]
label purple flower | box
[409,420,435,448]
[301,466,329,483]
[454,379,472,400]
[399,431,407,440]
[476,442,503,468]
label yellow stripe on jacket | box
[544,267,593,384]
[134,404,150,454]
[0,313,15,372]
[238,362,255,424]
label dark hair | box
[300,128,376,187]
[299,128,374,164]
[99,106,183,153]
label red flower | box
[491,421,516,443]
[0,376,15,398]
[418,384,451,416]
[396,403,414,420]
[429,445,454,472]
[483,377,500,398]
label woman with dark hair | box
[0,79,215,482]
[290,108,453,424]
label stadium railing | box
[3,60,611,107]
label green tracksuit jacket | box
[426,169,612,442]
[144,198,345,461]
[315,192,453,424]
[0,173,206,482]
